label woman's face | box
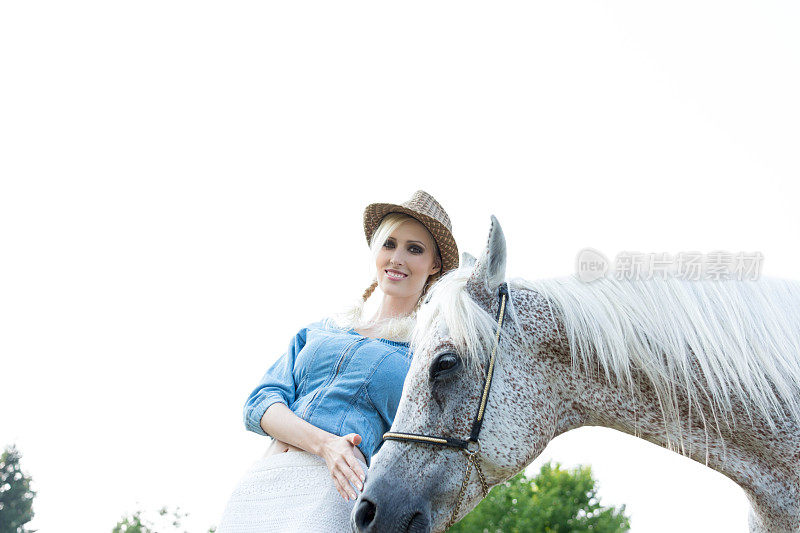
[376,218,441,302]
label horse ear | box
[461,252,477,268]
[466,215,507,296]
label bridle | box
[382,282,509,530]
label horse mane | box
[410,266,526,378]
[416,264,800,452]
[520,275,800,449]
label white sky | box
[1,2,798,532]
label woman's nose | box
[390,249,405,266]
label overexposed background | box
[1,2,798,531]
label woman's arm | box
[244,325,312,436]
[261,402,366,501]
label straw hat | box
[363,190,459,274]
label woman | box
[217,190,459,532]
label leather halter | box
[382,282,509,529]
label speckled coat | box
[353,216,800,533]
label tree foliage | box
[111,506,215,533]
[449,462,630,533]
[0,445,36,533]
[112,506,189,533]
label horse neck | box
[512,285,799,482]
[561,362,731,468]
[552,342,800,525]
[514,285,800,530]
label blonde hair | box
[332,212,443,342]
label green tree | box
[449,462,630,533]
[112,506,216,533]
[0,445,36,533]
[112,509,149,533]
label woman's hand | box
[258,403,366,500]
[319,433,366,502]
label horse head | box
[352,216,573,533]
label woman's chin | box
[377,283,419,301]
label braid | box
[362,279,379,302]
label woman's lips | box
[385,269,408,281]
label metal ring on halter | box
[465,440,480,456]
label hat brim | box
[363,202,459,274]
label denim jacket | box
[244,317,412,465]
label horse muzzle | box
[351,474,433,533]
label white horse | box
[353,216,800,533]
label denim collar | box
[345,328,410,348]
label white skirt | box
[217,450,367,533]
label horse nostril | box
[354,497,377,529]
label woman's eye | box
[409,245,423,254]
[383,240,395,248]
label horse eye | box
[430,352,461,381]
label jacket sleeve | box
[243,323,313,436]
